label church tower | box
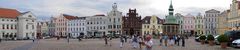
[162,0,179,36]
[165,0,177,24]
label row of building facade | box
[39,1,237,38]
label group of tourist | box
[159,35,185,47]
[117,34,186,50]
[118,34,153,50]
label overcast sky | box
[0,0,232,20]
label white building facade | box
[204,9,220,35]
[107,3,123,35]
[86,15,108,37]
[0,8,37,40]
[175,13,184,34]
[67,17,86,38]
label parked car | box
[195,35,200,42]
[214,35,220,45]
[232,39,240,48]
[224,31,240,46]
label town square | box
[0,0,240,50]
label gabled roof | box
[142,16,151,24]
[142,16,164,24]
[0,8,20,19]
[63,14,77,20]
[205,9,220,13]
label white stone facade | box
[67,17,86,38]
[86,15,108,37]
[107,3,123,35]
[0,11,37,40]
[17,12,37,39]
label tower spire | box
[168,0,174,15]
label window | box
[15,25,17,29]
[28,15,32,17]
[11,24,13,29]
[6,24,9,29]
[32,25,34,29]
[26,25,28,29]
[2,19,4,21]
[2,24,4,29]
[118,18,120,22]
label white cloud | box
[0,0,232,19]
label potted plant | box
[207,34,215,46]
[199,35,206,44]
[217,34,229,48]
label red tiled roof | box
[63,14,76,20]
[0,8,20,19]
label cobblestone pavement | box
[0,37,239,50]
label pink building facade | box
[53,14,76,37]
[183,14,195,35]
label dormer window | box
[28,15,32,17]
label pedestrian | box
[0,37,2,43]
[109,36,112,46]
[132,35,138,49]
[124,35,128,42]
[169,37,174,46]
[138,36,143,49]
[57,36,60,40]
[143,35,153,50]
[32,37,35,42]
[176,35,180,46]
[104,35,108,46]
[78,36,82,41]
[120,35,124,48]
[163,35,168,46]
[159,35,163,46]
[181,36,185,47]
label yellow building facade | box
[141,15,164,35]
[228,0,240,31]
[217,10,230,35]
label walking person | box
[32,37,35,42]
[78,36,82,42]
[163,35,168,46]
[176,35,180,46]
[169,37,174,46]
[181,36,185,47]
[0,38,1,43]
[109,36,112,46]
[103,35,108,46]
[132,35,138,49]
[120,35,124,48]
[159,35,163,46]
[143,35,153,50]
[138,36,143,49]
[124,35,128,42]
